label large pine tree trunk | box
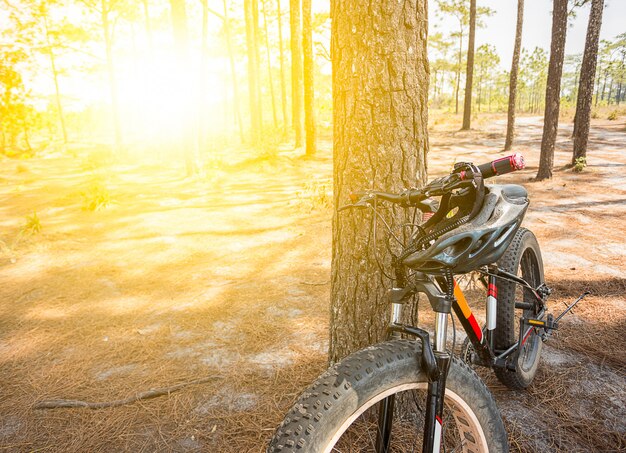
[536,0,568,181]
[290,0,303,147]
[572,0,605,165]
[504,0,524,151]
[330,0,429,362]
[461,0,476,130]
[302,0,315,156]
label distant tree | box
[436,0,493,115]
[523,48,548,113]
[461,0,476,130]
[572,0,605,166]
[614,33,626,104]
[290,0,303,147]
[0,48,33,152]
[141,0,153,52]
[5,0,87,146]
[474,44,500,111]
[276,0,289,133]
[593,39,611,106]
[537,0,568,181]
[330,0,428,360]
[504,0,524,150]
[302,0,315,156]
[261,0,278,129]
[429,32,454,104]
[222,0,244,142]
[169,0,198,174]
[244,0,262,142]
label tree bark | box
[330,0,429,362]
[572,0,604,165]
[536,0,568,181]
[504,0,524,151]
[276,0,289,134]
[461,0,476,130]
[290,0,303,147]
[302,0,315,156]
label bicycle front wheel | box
[268,340,508,452]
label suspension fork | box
[423,285,453,453]
[376,272,454,453]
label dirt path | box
[1,116,625,452]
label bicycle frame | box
[376,263,547,453]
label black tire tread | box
[267,340,508,452]
[493,227,543,390]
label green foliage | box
[81,179,111,211]
[608,110,617,121]
[573,157,587,173]
[23,211,42,235]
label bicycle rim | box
[325,383,489,453]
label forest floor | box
[1,114,625,452]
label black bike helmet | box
[402,184,529,273]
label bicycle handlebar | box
[341,154,525,212]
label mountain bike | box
[267,155,588,453]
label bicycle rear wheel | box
[494,227,544,389]
[268,340,508,452]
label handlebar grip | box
[477,153,525,179]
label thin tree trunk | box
[101,0,123,151]
[253,0,263,126]
[223,0,244,142]
[199,0,209,150]
[536,0,568,181]
[142,0,153,52]
[276,0,289,133]
[461,0,476,130]
[504,0,524,151]
[244,0,262,142]
[302,0,315,156]
[572,0,604,165]
[262,0,278,129]
[42,12,68,145]
[170,0,197,174]
[330,0,429,361]
[477,70,482,112]
[290,0,303,146]
[455,28,462,115]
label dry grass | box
[1,116,625,452]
